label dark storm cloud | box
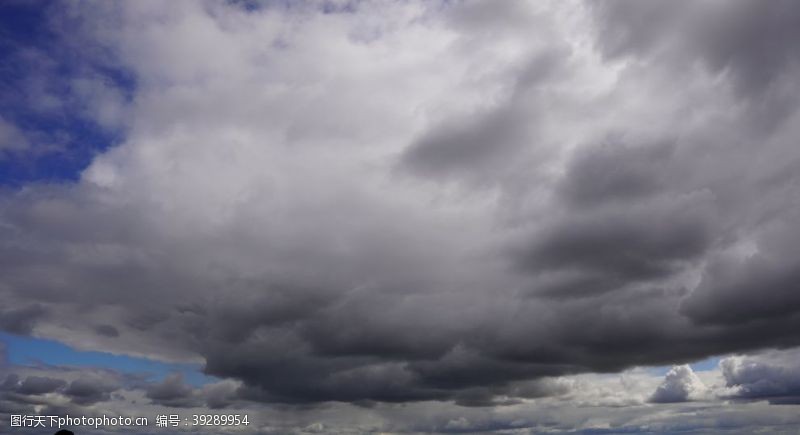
[210,342,445,404]
[681,213,800,325]
[399,105,531,181]
[15,376,67,395]
[513,200,710,295]
[590,0,800,98]
[207,282,338,342]
[93,324,120,337]
[0,373,105,419]
[0,374,19,391]
[0,304,47,335]
[689,1,800,98]
[559,142,675,208]
[511,141,714,299]
[145,373,200,408]
[298,290,459,360]
[63,376,121,405]
[0,368,133,413]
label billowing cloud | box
[650,365,707,403]
[721,349,800,404]
[1,1,800,433]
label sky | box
[2,0,800,434]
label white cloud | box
[0,116,30,155]
[650,365,707,403]
[720,348,800,404]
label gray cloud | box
[400,104,531,181]
[0,304,48,335]
[0,341,6,367]
[0,117,31,156]
[512,194,712,297]
[0,5,800,434]
[590,0,800,95]
[200,379,240,409]
[559,142,675,208]
[15,375,67,395]
[93,324,120,337]
[721,350,800,405]
[682,212,800,325]
[63,375,121,405]
[145,373,199,408]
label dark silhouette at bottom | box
[55,431,74,435]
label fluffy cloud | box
[650,365,707,403]
[721,349,800,404]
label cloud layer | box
[3,0,800,433]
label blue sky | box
[0,0,131,186]
[1,332,214,387]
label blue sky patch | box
[0,332,215,387]
[0,0,133,187]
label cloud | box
[681,213,800,325]
[200,379,240,409]
[93,324,120,338]
[0,304,48,335]
[650,365,707,403]
[0,117,31,155]
[721,349,800,404]
[511,189,713,298]
[0,374,65,400]
[400,104,532,182]
[145,373,199,408]
[15,375,67,395]
[63,375,121,405]
[591,0,800,98]
[0,5,800,435]
[0,353,798,435]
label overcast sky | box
[2,0,800,434]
